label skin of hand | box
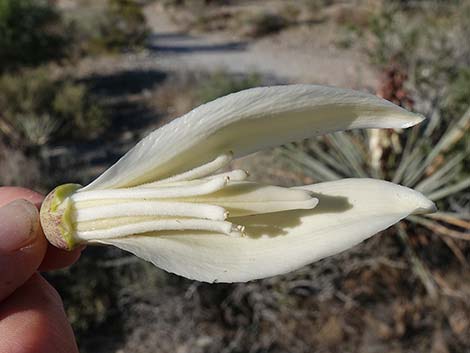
[0,187,83,353]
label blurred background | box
[1,0,469,352]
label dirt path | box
[144,4,378,89]
[77,3,378,90]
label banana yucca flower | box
[40,85,436,283]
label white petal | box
[83,85,424,190]
[96,179,436,283]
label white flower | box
[40,85,436,283]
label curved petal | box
[95,179,436,283]
[83,85,424,190]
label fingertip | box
[0,187,44,208]
[0,229,47,302]
[0,188,50,301]
[0,199,41,253]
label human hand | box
[0,187,83,353]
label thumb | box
[0,199,47,302]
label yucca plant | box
[281,1,470,298]
[281,103,469,297]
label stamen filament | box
[204,169,248,182]
[75,219,236,240]
[207,198,319,217]
[145,152,233,185]
[72,177,228,202]
[75,202,227,222]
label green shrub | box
[86,0,149,53]
[0,0,68,71]
[244,12,289,38]
[0,67,107,148]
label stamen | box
[229,224,246,237]
[236,224,246,232]
[72,177,228,202]
[144,152,233,185]
[75,219,235,240]
[205,169,248,182]
[217,198,319,217]
[75,202,227,222]
[175,182,319,217]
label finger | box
[0,199,47,302]
[0,273,79,353]
[0,187,44,208]
[0,187,85,271]
[39,245,84,272]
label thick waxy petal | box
[82,85,424,190]
[96,179,436,283]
